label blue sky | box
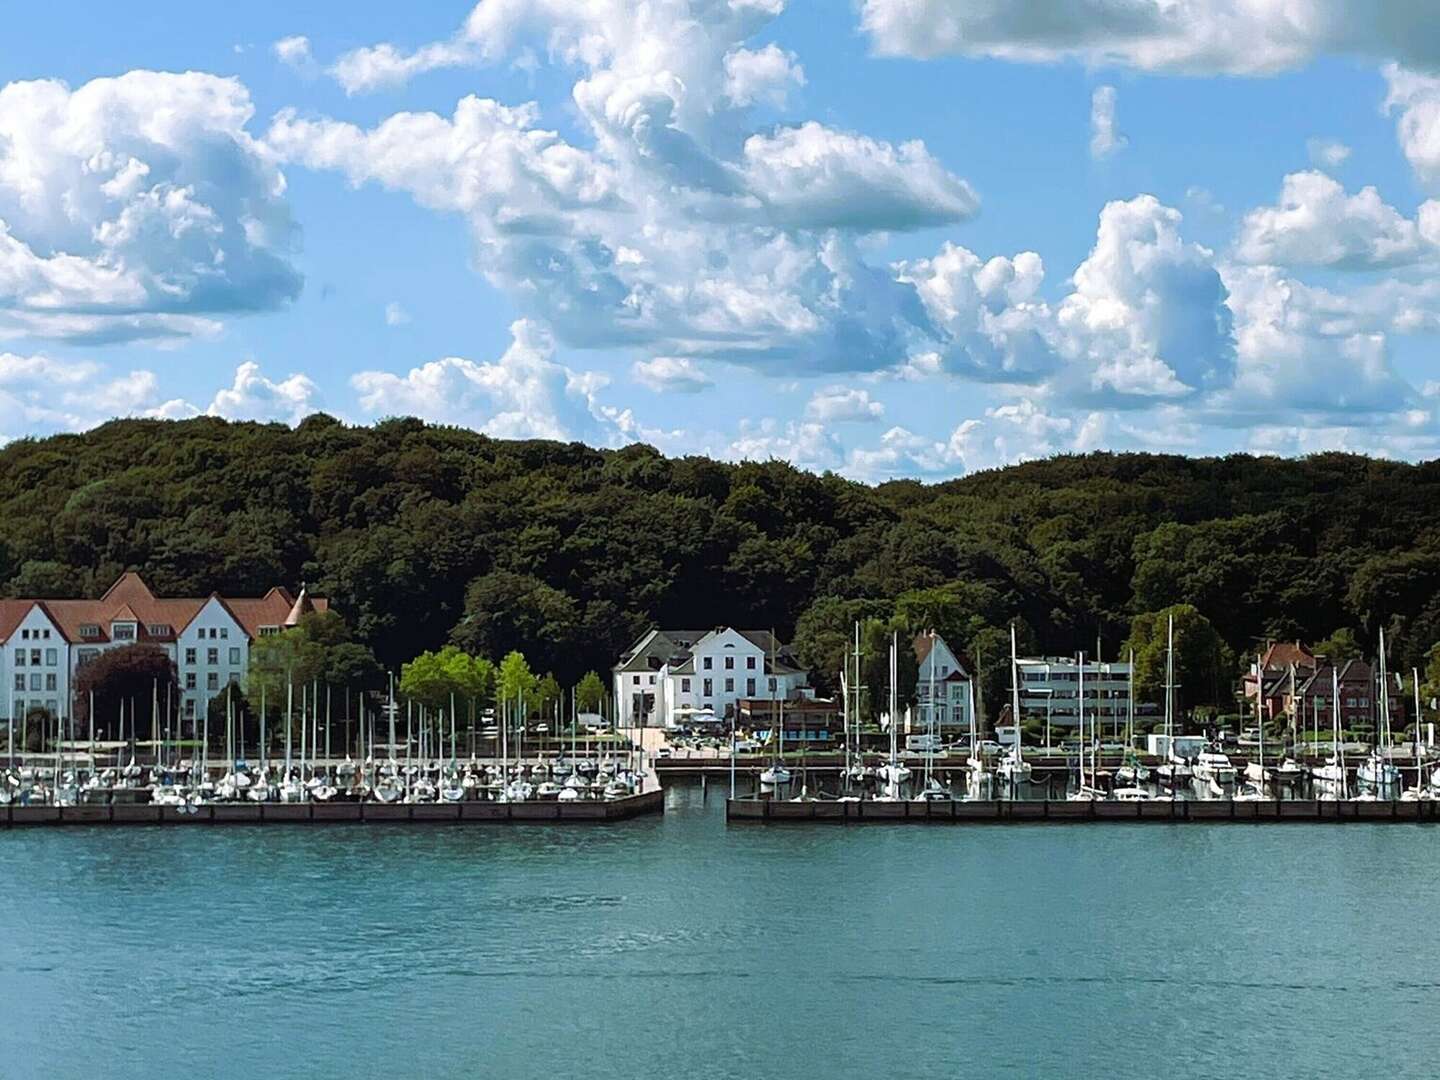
[4,1,1440,477]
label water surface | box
[3,783,1438,1079]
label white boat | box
[603,779,631,800]
[1356,755,1400,790]
[914,777,951,801]
[1233,781,1266,801]
[558,786,582,802]
[1111,786,1152,801]
[1067,785,1106,801]
[1194,750,1236,785]
[759,765,792,785]
[535,781,562,800]
[996,749,1031,784]
[1115,760,1151,785]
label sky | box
[5,1,1440,480]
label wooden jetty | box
[726,797,1440,824]
[1,787,664,827]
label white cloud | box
[859,1,1440,75]
[1089,85,1126,159]
[273,35,317,74]
[351,318,615,441]
[1056,195,1235,403]
[632,356,713,393]
[0,71,301,344]
[207,361,320,425]
[727,417,841,472]
[269,1,976,375]
[805,385,884,422]
[0,351,187,439]
[1307,137,1352,168]
[385,302,411,326]
[1235,171,1435,270]
[330,41,476,95]
[723,43,805,108]
[1385,64,1440,189]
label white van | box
[905,733,943,752]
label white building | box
[910,631,973,734]
[613,626,809,728]
[0,572,325,727]
[1016,655,1132,736]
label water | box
[4,782,1439,1079]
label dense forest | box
[2,415,1439,714]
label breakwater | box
[726,796,1440,823]
[2,786,664,826]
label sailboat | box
[759,633,792,786]
[1242,652,1268,793]
[876,634,910,799]
[1115,649,1151,786]
[1311,668,1348,800]
[1356,631,1400,796]
[996,625,1031,786]
[1155,615,1193,786]
[1068,655,1105,801]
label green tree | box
[1123,604,1234,713]
[858,617,918,722]
[576,670,607,714]
[497,650,537,704]
[74,644,178,739]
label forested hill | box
[1,414,1438,697]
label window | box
[681,678,691,692]
[44,649,56,666]
[207,672,219,690]
[702,678,712,697]
[112,623,136,642]
[259,625,280,637]
[746,656,756,669]
[648,675,656,685]
[725,656,734,670]
[184,699,195,718]
[210,628,218,640]
[41,629,49,640]
[746,678,756,696]
[724,677,734,693]
[185,673,196,690]
[20,630,28,640]
[12,675,21,691]
[228,647,241,665]
[207,648,218,665]
[14,650,23,667]
[220,628,228,639]
[632,675,640,685]
[44,700,55,715]
[147,624,169,637]
[768,677,777,692]
[45,674,55,691]
[28,674,40,691]
[79,624,100,639]
[30,650,40,666]
[703,657,713,670]
[78,648,98,667]
[185,648,196,665]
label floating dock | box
[1,787,664,827]
[726,797,1440,823]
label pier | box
[1,786,663,827]
[726,796,1440,823]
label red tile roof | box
[0,575,328,644]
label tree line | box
[3,415,1439,720]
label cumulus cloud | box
[632,356,713,393]
[273,35,318,75]
[207,361,320,425]
[0,351,191,438]
[1385,64,1440,188]
[1235,171,1436,270]
[727,417,841,472]
[0,71,301,344]
[805,386,884,422]
[859,1,1440,75]
[268,0,976,375]
[351,318,615,441]
[1089,85,1126,159]
[1307,137,1352,168]
[724,43,805,107]
[1057,196,1235,403]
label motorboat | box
[1110,786,1152,801]
[1233,781,1266,801]
[1067,785,1106,801]
[535,781,563,800]
[995,749,1031,784]
[914,777,951,801]
[1193,750,1236,785]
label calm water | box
[4,783,1439,1079]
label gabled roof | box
[0,575,327,645]
[1260,641,1316,672]
[913,631,973,680]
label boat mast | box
[1256,652,1265,792]
[1414,667,1424,791]
[1077,650,1087,790]
[1333,667,1345,799]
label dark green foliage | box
[0,422,1436,694]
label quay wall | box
[726,798,1440,824]
[2,787,663,827]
